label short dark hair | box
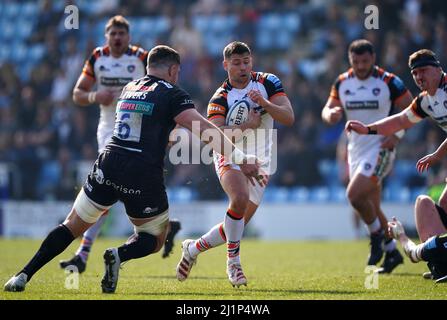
[223,41,251,60]
[408,49,440,70]
[105,15,130,33]
[349,39,375,55]
[147,45,180,68]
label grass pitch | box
[1,238,446,300]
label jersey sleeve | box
[207,90,228,121]
[329,76,342,102]
[170,87,195,118]
[387,74,410,103]
[409,94,428,119]
[136,47,149,71]
[82,48,100,80]
[262,73,287,100]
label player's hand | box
[248,89,266,107]
[416,152,441,173]
[246,109,261,129]
[239,156,263,186]
[381,135,399,150]
[95,90,115,106]
[327,106,343,124]
[388,217,405,239]
[345,120,368,135]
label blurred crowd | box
[0,0,446,200]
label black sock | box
[117,232,157,263]
[20,224,75,281]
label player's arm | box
[248,90,294,126]
[175,108,261,183]
[321,97,344,125]
[346,96,425,136]
[72,50,114,106]
[416,137,447,172]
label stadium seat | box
[288,187,310,203]
[264,187,290,203]
[309,186,330,202]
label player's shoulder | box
[90,45,111,58]
[333,68,354,87]
[126,45,148,59]
[252,71,281,84]
[211,80,231,100]
[372,66,401,83]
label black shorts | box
[83,150,168,219]
[435,204,447,229]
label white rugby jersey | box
[207,72,287,168]
[408,73,447,131]
[82,45,148,151]
[330,66,409,159]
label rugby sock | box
[20,224,75,280]
[384,238,397,252]
[117,232,157,262]
[224,209,244,264]
[76,213,108,262]
[366,218,381,235]
[189,223,226,258]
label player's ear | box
[223,60,228,72]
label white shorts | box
[97,131,113,153]
[213,154,267,205]
[349,148,395,183]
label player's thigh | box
[346,172,377,201]
[415,195,447,242]
[220,168,250,203]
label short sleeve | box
[410,95,428,119]
[388,75,409,103]
[262,73,286,100]
[170,87,195,118]
[82,48,100,79]
[207,90,228,121]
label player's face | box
[349,52,375,80]
[224,53,252,88]
[105,26,130,55]
[411,66,441,92]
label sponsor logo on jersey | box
[119,91,148,100]
[358,85,367,90]
[118,99,154,115]
[100,77,133,86]
[346,100,379,109]
[181,98,193,105]
[372,88,381,96]
[99,65,110,71]
[344,89,355,96]
[127,64,135,73]
[364,163,371,170]
[104,179,142,195]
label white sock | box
[224,209,244,264]
[189,223,226,258]
[366,218,381,235]
[384,238,397,252]
[75,213,108,261]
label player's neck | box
[229,78,249,89]
[110,47,127,58]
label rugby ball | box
[226,100,250,126]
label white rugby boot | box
[176,239,197,281]
[227,261,247,288]
[4,273,28,292]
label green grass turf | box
[1,238,446,300]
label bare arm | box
[248,90,294,126]
[416,137,447,172]
[174,108,260,181]
[346,107,418,136]
[321,97,344,125]
[73,73,115,106]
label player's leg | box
[59,211,109,273]
[4,189,111,292]
[372,185,404,273]
[347,173,384,265]
[414,194,447,242]
[161,218,182,258]
[101,210,169,294]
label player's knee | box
[415,195,435,217]
[137,232,158,255]
[231,193,249,213]
[346,188,362,208]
